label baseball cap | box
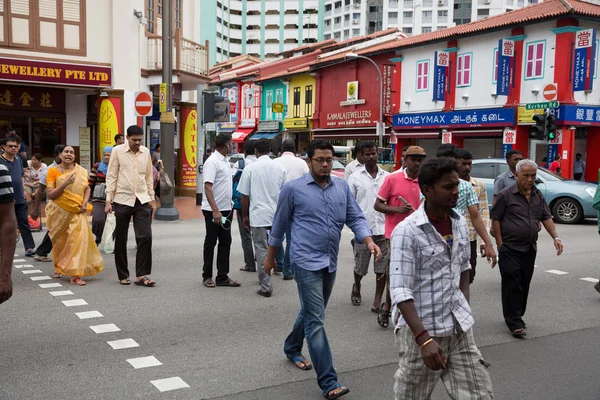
[405,146,426,157]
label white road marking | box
[107,338,139,350]
[62,299,88,307]
[580,277,600,283]
[49,290,74,297]
[30,276,52,281]
[14,253,18,256]
[90,324,121,334]
[14,264,34,268]
[150,377,190,392]
[127,356,162,369]
[21,269,43,274]
[76,311,103,319]
[534,265,538,268]
[39,283,63,288]
[545,270,569,275]
[13,259,26,263]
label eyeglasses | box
[4,144,18,148]
[312,158,333,164]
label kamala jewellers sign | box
[326,109,373,127]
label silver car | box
[471,158,597,224]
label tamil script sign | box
[433,51,449,101]
[383,64,393,116]
[326,109,373,128]
[0,57,112,87]
[573,29,596,92]
[496,39,514,96]
[393,108,515,129]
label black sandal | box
[120,279,131,285]
[377,303,390,329]
[216,278,241,287]
[351,283,361,306]
[134,276,156,287]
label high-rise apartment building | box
[201,0,324,65]
[323,0,540,40]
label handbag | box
[159,170,174,196]
[92,183,107,200]
[100,213,116,254]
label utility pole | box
[196,84,206,205]
[155,0,179,221]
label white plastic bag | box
[100,213,116,254]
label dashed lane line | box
[107,338,140,350]
[90,324,121,334]
[150,377,190,392]
[61,299,88,307]
[14,264,34,268]
[13,259,26,263]
[21,269,43,274]
[127,356,163,369]
[39,283,63,288]
[545,270,569,275]
[580,277,600,283]
[75,311,104,319]
[49,290,74,297]
[30,276,52,281]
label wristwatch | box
[553,237,561,242]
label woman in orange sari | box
[45,146,104,286]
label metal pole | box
[356,55,384,148]
[196,84,206,205]
[155,0,179,221]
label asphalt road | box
[1,217,599,400]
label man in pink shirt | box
[374,146,425,328]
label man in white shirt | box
[348,141,389,313]
[238,139,287,297]
[201,134,241,288]
[274,140,309,280]
[573,153,586,181]
[232,140,257,176]
[344,141,364,181]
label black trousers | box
[113,200,153,281]
[498,245,536,331]
[469,240,478,284]
[35,232,53,257]
[202,209,233,283]
[15,203,35,251]
[574,173,583,181]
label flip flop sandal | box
[512,328,527,338]
[286,354,312,370]
[53,272,61,279]
[371,306,380,313]
[377,303,390,329]
[120,279,131,285]
[134,277,156,287]
[216,279,241,287]
[351,283,361,306]
[71,278,86,286]
[325,384,350,399]
[203,279,216,288]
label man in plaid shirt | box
[456,149,490,284]
[390,158,494,399]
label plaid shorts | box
[394,327,494,400]
[353,235,389,276]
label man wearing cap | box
[374,146,426,329]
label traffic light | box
[531,113,546,140]
[546,112,557,141]
[202,92,230,123]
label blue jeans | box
[283,227,292,277]
[284,265,338,396]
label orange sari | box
[45,165,104,277]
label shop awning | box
[232,128,254,143]
[452,129,503,137]
[250,131,281,140]
[394,131,440,139]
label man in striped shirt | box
[0,163,16,304]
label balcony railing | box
[147,30,209,78]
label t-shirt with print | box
[0,155,24,204]
[430,217,453,248]
[0,164,14,204]
[377,170,421,238]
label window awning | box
[250,131,281,140]
[232,128,254,143]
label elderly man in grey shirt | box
[493,149,523,204]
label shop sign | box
[220,122,236,130]
[496,39,514,96]
[433,51,449,102]
[283,118,308,129]
[393,108,515,129]
[341,81,366,106]
[441,130,452,144]
[272,103,284,113]
[245,87,255,108]
[258,120,280,132]
[573,29,596,92]
[98,97,121,159]
[551,104,600,126]
[0,57,112,87]
[383,65,394,116]
[79,127,91,172]
[517,106,543,124]
[326,110,373,128]
[503,129,516,145]
[0,85,65,112]
[181,107,198,188]
[240,118,256,128]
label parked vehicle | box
[471,158,597,224]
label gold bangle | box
[419,338,434,349]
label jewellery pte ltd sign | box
[0,57,112,87]
[393,108,515,129]
[326,110,373,127]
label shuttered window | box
[1,0,86,55]
[146,0,182,36]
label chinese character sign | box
[433,51,449,101]
[98,97,121,159]
[181,106,198,189]
[573,29,596,92]
[496,39,514,96]
[441,130,452,144]
[0,85,65,112]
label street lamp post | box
[345,52,384,148]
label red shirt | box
[549,161,560,172]
[377,170,421,238]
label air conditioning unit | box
[353,3,361,9]
[353,18,360,24]
[438,0,445,5]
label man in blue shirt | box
[0,135,35,256]
[265,140,381,399]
